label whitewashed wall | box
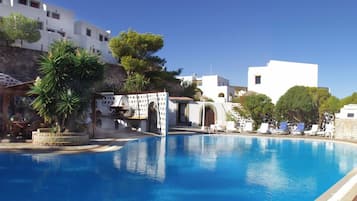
[96,92,168,136]
[177,75,234,102]
[335,104,357,140]
[0,0,115,64]
[188,101,233,127]
[168,100,177,126]
[248,60,318,104]
[335,104,357,119]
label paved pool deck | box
[1,127,357,200]
[0,129,151,154]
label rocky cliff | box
[0,46,126,90]
[0,46,43,82]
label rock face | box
[0,46,126,90]
[0,46,43,82]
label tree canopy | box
[236,93,274,129]
[109,29,187,95]
[275,86,318,124]
[307,87,331,117]
[0,13,41,46]
[340,92,357,106]
[320,96,341,114]
[29,40,104,132]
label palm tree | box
[29,40,104,133]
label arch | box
[218,92,225,97]
[200,103,216,127]
[147,102,158,133]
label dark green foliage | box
[320,96,341,114]
[109,29,191,96]
[237,94,274,129]
[340,92,357,106]
[307,87,331,119]
[275,86,318,124]
[28,41,104,132]
[0,13,41,46]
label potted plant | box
[29,40,104,145]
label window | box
[196,80,202,86]
[255,75,261,84]
[47,28,55,32]
[30,0,40,8]
[57,31,65,37]
[37,21,43,30]
[18,0,27,5]
[104,37,108,42]
[86,28,91,37]
[52,12,60,19]
[218,93,225,97]
[99,34,103,41]
[46,11,50,17]
[347,113,354,118]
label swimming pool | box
[1,135,357,201]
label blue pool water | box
[1,135,357,201]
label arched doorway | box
[201,105,215,127]
[148,102,158,133]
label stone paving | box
[0,129,150,154]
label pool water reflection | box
[1,135,357,201]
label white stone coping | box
[316,168,357,201]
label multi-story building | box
[178,74,235,102]
[248,60,318,104]
[0,0,116,64]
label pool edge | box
[316,168,357,201]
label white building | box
[0,0,116,64]
[248,60,318,104]
[335,104,357,119]
[335,104,357,140]
[178,74,235,102]
[95,92,169,136]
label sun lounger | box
[257,123,270,134]
[226,121,239,133]
[291,123,304,135]
[316,123,334,138]
[210,124,225,133]
[243,122,253,132]
[273,121,289,135]
[305,124,319,136]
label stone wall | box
[0,46,126,89]
[335,119,357,140]
[0,46,43,82]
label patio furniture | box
[273,121,289,135]
[257,123,270,134]
[305,124,319,136]
[291,123,305,135]
[8,120,30,138]
[226,121,239,133]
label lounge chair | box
[226,121,239,133]
[316,123,334,138]
[257,123,270,134]
[273,121,289,135]
[305,124,319,136]
[291,123,304,135]
[210,124,225,133]
[243,122,253,132]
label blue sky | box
[45,0,357,98]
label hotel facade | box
[248,60,318,104]
[0,0,116,64]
